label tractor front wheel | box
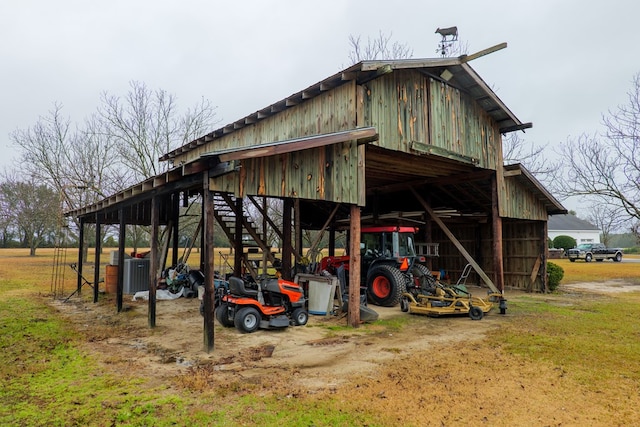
[367,265,406,307]
[292,308,309,326]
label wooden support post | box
[348,205,361,327]
[77,218,85,295]
[172,192,180,267]
[491,174,505,292]
[117,209,126,313]
[282,199,293,280]
[541,220,549,292]
[203,173,216,352]
[148,196,159,328]
[329,227,336,257]
[93,213,101,303]
[233,197,243,277]
[294,198,302,263]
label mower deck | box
[401,285,502,320]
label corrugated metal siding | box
[501,176,548,220]
[362,70,501,170]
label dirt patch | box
[49,283,640,425]
[52,292,499,391]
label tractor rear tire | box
[215,303,234,327]
[234,306,261,333]
[367,264,406,307]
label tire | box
[614,252,623,262]
[585,254,593,262]
[400,296,409,312]
[291,308,308,326]
[569,258,576,262]
[366,264,407,307]
[234,306,261,333]
[411,263,436,294]
[469,306,484,320]
[215,303,234,327]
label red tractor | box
[320,226,435,307]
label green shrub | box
[547,261,564,292]
[552,235,576,250]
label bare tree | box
[97,81,218,183]
[0,174,59,255]
[586,204,625,246]
[559,72,640,237]
[348,31,413,64]
[503,132,560,186]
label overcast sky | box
[1,1,638,211]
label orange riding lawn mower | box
[210,275,309,333]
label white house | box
[548,214,601,245]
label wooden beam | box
[459,42,507,63]
[117,208,126,313]
[203,172,215,352]
[149,195,159,328]
[93,214,101,303]
[217,127,377,162]
[409,186,500,294]
[491,174,505,292]
[348,204,361,327]
[282,199,293,280]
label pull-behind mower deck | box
[401,284,501,320]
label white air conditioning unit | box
[123,258,150,294]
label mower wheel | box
[234,306,261,333]
[292,308,309,326]
[400,297,409,313]
[469,306,484,320]
[215,303,234,327]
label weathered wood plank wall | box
[430,218,546,291]
[206,83,362,204]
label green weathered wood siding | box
[501,176,549,220]
[431,219,546,291]
[501,219,546,291]
[362,70,501,170]
[204,82,362,204]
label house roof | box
[160,54,531,163]
[547,214,599,231]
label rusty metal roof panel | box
[161,55,530,162]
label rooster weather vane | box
[435,26,458,57]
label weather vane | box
[435,26,458,57]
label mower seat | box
[228,276,259,297]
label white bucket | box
[308,279,336,315]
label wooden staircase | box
[213,193,278,278]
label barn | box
[67,52,566,349]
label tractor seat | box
[228,277,259,297]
